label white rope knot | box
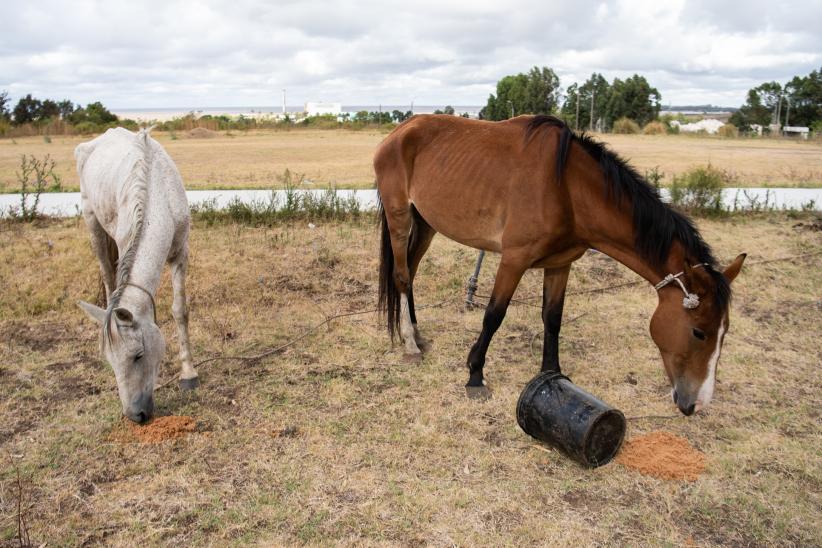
[654,265,707,309]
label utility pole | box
[282,89,286,115]
[575,89,580,131]
[590,88,595,132]
[785,97,791,127]
[774,94,783,127]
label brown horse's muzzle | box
[672,382,698,416]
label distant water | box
[1,188,819,218]
[113,105,484,121]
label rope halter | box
[654,264,707,309]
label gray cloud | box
[1,0,819,108]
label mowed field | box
[1,128,822,193]
[1,215,820,545]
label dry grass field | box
[1,214,820,545]
[1,129,821,193]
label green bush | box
[612,117,640,134]
[73,121,99,135]
[642,121,667,135]
[669,165,727,214]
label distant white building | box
[305,102,342,116]
[783,126,810,140]
[671,118,725,134]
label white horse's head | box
[79,301,165,423]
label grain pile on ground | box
[616,431,706,480]
[187,127,218,139]
[109,416,197,444]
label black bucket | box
[517,371,626,467]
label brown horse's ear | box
[723,253,747,283]
[684,259,709,292]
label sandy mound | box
[187,127,218,139]
[110,415,197,444]
[616,431,705,481]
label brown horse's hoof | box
[465,385,492,401]
[179,377,200,391]
[403,352,423,364]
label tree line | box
[729,68,821,131]
[2,66,819,137]
[0,92,131,135]
[480,65,821,134]
[479,66,661,130]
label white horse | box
[75,127,198,423]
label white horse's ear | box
[78,301,106,324]
[113,307,134,327]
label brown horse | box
[375,114,745,416]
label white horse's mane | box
[104,127,153,341]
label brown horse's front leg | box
[542,265,571,373]
[465,258,527,394]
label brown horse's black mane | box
[525,115,731,311]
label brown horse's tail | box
[377,197,401,341]
[377,199,400,341]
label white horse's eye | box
[135,352,144,361]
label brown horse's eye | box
[692,328,706,341]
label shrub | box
[7,155,61,222]
[644,166,664,188]
[669,164,727,215]
[718,123,739,138]
[612,117,640,134]
[73,121,99,135]
[642,121,667,135]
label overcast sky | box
[2,0,820,109]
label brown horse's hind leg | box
[542,265,571,373]
[385,205,424,359]
[407,210,436,349]
[466,256,528,394]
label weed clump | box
[190,169,365,227]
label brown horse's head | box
[649,254,746,416]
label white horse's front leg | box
[171,252,198,390]
[84,213,116,303]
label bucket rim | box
[582,408,627,467]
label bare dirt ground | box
[1,214,820,545]
[2,129,821,193]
